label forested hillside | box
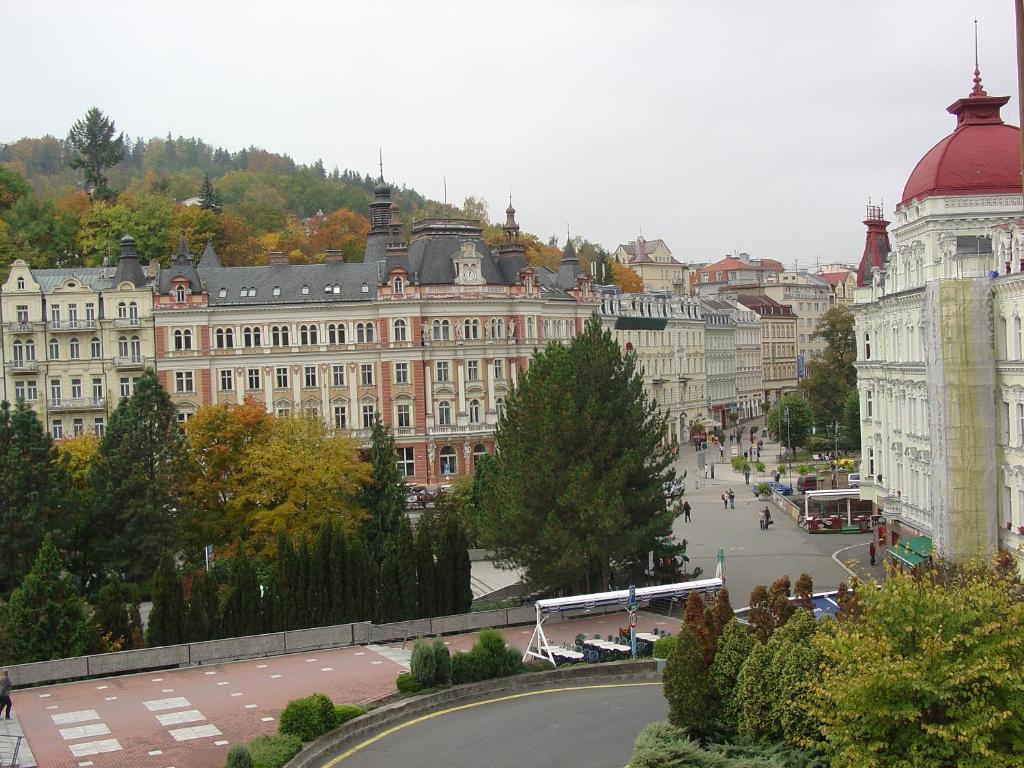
[0,109,612,274]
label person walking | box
[743,468,751,485]
[728,489,736,508]
[759,508,768,530]
[764,506,773,527]
[869,540,877,566]
[682,501,691,522]
[721,492,728,509]
[0,670,12,719]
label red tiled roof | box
[818,271,851,285]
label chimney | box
[269,251,288,265]
[324,249,345,264]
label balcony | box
[113,318,142,328]
[48,397,105,412]
[113,355,146,369]
[7,321,33,333]
[394,427,415,436]
[8,360,38,373]
[426,424,494,437]
[48,320,98,332]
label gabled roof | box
[198,262,379,306]
[699,256,754,274]
[818,271,852,286]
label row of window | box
[51,416,105,440]
[212,322,379,350]
[13,301,141,325]
[11,336,143,362]
[15,375,140,406]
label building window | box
[118,335,130,358]
[273,286,281,297]
[493,359,504,380]
[15,305,28,324]
[467,360,479,381]
[72,418,84,437]
[300,324,318,345]
[332,365,345,387]
[1002,401,1011,444]
[276,367,289,389]
[25,380,37,401]
[469,399,481,424]
[496,397,506,421]
[356,322,375,343]
[130,336,141,359]
[90,337,101,358]
[360,364,373,386]
[527,317,535,338]
[50,379,62,402]
[50,304,60,324]
[175,371,194,393]
[394,362,408,384]
[473,443,487,464]
[51,419,63,440]
[71,378,82,399]
[396,403,411,428]
[120,377,131,398]
[393,276,404,294]
[271,326,290,346]
[220,370,234,391]
[177,410,193,423]
[15,277,24,290]
[328,323,346,344]
[464,319,480,340]
[1016,316,1022,360]
[67,304,78,324]
[174,329,193,351]
[94,418,104,437]
[276,406,292,418]
[397,447,414,477]
[393,319,407,342]
[215,328,234,348]
[439,446,456,475]
[437,400,452,426]
[117,301,127,319]
[49,339,59,360]
[175,285,186,303]
[436,361,450,382]
[432,319,451,341]
[865,390,873,418]
[128,302,138,321]
[864,332,871,360]
[13,382,24,401]
[304,365,317,388]
[243,326,262,347]
[333,404,347,429]
[490,318,504,339]
[361,404,375,429]
[247,368,261,391]
[69,337,80,359]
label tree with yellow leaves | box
[611,261,643,293]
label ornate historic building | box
[700,299,737,425]
[853,66,1023,568]
[612,236,688,294]
[731,293,797,409]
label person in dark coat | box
[869,541,877,566]
[682,501,691,522]
[0,670,12,719]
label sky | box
[1,0,1019,269]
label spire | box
[198,240,222,269]
[856,202,890,288]
[113,235,147,287]
[971,18,987,96]
[173,232,191,264]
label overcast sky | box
[1,1,1018,268]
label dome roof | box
[901,76,1021,207]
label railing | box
[6,322,32,333]
[7,360,37,372]
[0,734,23,768]
[113,317,141,327]
[394,427,415,436]
[114,355,145,369]
[49,319,98,331]
[427,424,494,436]
[48,397,105,411]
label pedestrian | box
[774,469,781,483]
[682,501,691,522]
[869,540,877,566]
[764,506,773,527]
[728,489,735,508]
[720,446,725,460]
[721,492,727,509]
[0,670,11,720]
[759,508,767,530]
[743,468,750,485]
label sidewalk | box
[0,715,37,768]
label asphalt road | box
[325,682,667,768]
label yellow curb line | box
[322,681,661,766]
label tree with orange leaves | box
[309,206,370,262]
[611,261,643,293]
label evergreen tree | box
[362,417,405,556]
[2,536,97,663]
[328,523,350,624]
[93,574,143,650]
[377,539,401,624]
[735,641,775,741]
[662,626,717,740]
[436,514,472,616]
[187,569,221,641]
[414,521,437,618]
[708,588,734,643]
[708,619,757,738]
[841,388,861,451]
[147,550,186,647]
[297,538,312,628]
[198,172,222,212]
[0,400,71,595]
[89,370,189,583]
[395,518,418,620]
[220,545,262,638]
[66,107,125,200]
[480,314,675,592]
[747,585,774,644]
[682,592,714,665]
[347,537,372,621]
[453,517,473,614]
[309,524,333,627]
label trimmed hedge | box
[451,628,523,684]
[411,638,437,687]
[226,745,254,768]
[333,704,366,725]
[247,734,302,768]
[433,637,452,685]
[396,672,422,694]
[652,635,677,659]
[278,692,337,742]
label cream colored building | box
[729,274,831,366]
[0,236,154,437]
[727,299,764,420]
[612,237,688,295]
[700,299,737,425]
[853,70,1024,569]
[732,293,797,409]
[598,286,707,443]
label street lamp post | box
[784,406,792,485]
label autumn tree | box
[480,315,675,593]
[67,107,126,200]
[610,261,643,293]
[746,585,774,644]
[769,575,794,628]
[308,207,370,261]
[793,573,814,612]
[799,305,856,430]
[682,592,714,665]
[231,414,370,556]
[708,588,734,642]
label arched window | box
[464,319,480,340]
[1016,316,1022,360]
[438,400,452,426]
[117,302,127,319]
[864,332,871,360]
[300,324,318,345]
[356,322,375,343]
[175,285,186,303]
[365,322,375,343]
[490,318,504,339]
[329,323,346,344]
[15,277,24,290]
[11,340,22,363]
[469,399,481,424]
[130,336,141,359]
[496,397,506,421]
[118,336,129,357]
[432,319,450,341]
[393,319,407,342]
[174,329,192,351]
[243,327,253,348]
[24,340,35,361]
[393,276,404,294]
[527,317,535,339]
[69,337,80,359]
[48,339,59,359]
[128,302,138,320]
[473,443,488,464]
[439,446,457,475]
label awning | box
[887,535,932,568]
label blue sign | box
[797,354,806,379]
[628,584,636,607]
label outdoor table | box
[635,633,660,642]
[550,648,583,662]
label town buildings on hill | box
[853,65,1024,571]
[612,236,688,294]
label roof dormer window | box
[240,287,246,297]
[361,283,369,294]
[16,277,24,290]
[175,285,186,303]
[301,285,309,295]
[218,287,227,298]
[325,285,332,293]
[333,285,341,294]
[273,286,281,296]
[248,288,256,297]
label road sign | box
[628,584,636,607]
[629,610,637,629]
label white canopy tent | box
[524,567,724,666]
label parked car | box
[767,481,793,496]
[848,473,861,487]
[663,479,685,499]
[796,474,820,493]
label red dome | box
[900,81,1021,207]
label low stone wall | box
[286,660,660,768]
[771,490,802,523]
[86,644,189,678]
[5,656,89,687]
[189,632,287,664]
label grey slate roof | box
[199,262,379,306]
[384,235,517,286]
[533,266,576,301]
[112,236,147,287]
[32,267,121,292]
[198,242,222,269]
[158,237,203,294]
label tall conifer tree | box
[220,545,262,638]
[362,417,405,557]
[147,550,186,646]
[414,521,437,618]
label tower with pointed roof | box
[856,203,891,288]
[113,235,147,287]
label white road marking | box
[46,705,58,710]
[255,664,267,669]
[371,661,383,664]
[204,671,216,676]
[270,674,281,679]
[244,704,258,709]
[320,667,333,672]
[143,697,191,712]
[161,688,174,693]
[215,740,229,745]
[78,762,93,767]
[60,723,111,740]
[230,692,242,697]
[69,739,122,757]
[95,685,108,690]
[104,696,117,701]
[52,710,99,725]
[151,678,163,682]
[305,658,317,662]
[39,693,51,698]
[148,750,164,756]
[156,709,206,726]
[353,652,365,656]
[216,681,229,686]
[168,724,222,741]
[260,716,274,722]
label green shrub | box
[754,482,772,497]
[474,628,513,678]
[396,672,422,694]
[730,456,750,473]
[225,744,254,768]
[796,464,814,475]
[410,638,437,687]
[651,634,677,659]
[333,704,366,726]
[755,461,766,473]
[247,734,302,768]
[451,651,479,684]
[277,693,337,742]
[432,637,452,685]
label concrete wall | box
[87,644,190,678]
[283,624,357,653]
[189,632,286,664]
